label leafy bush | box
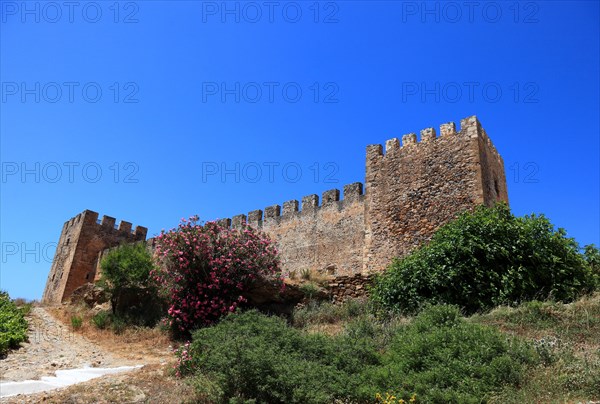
[298,282,320,300]
[175,310,379,403]
[583,244,600,287]
[176,306,535,403]
[371,204,595,314]
[153,216,282,333]
[101,242,154,290]
[0,291,28,356]
[100,242,163,326]
[361,305,537,403]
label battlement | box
[62,210,148,239]
[214,182,365,230]
[368,115,497,158]
[63,210,148,239]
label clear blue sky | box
[1,1,598,300]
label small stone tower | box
[42,210,147,304]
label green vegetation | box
[365,305,536,403]
[91,310,110,329]
[370,203,596,314]
[583,243,600,287]
[70,315,83,330]
[110,314,127,334]
[89,309,127,334]
[292,298,371,329]
[100,242,163,327]
[166,204,599,403]
[479,294,600,402]
[100,242,155,290]
[0,291,29,356]
[176,306,537,403]
[176,310,375,403]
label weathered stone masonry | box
[42,210,147,304]
[43,115,508,304]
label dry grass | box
[471,292,600,354]
[47,305,173,363]
[303,322,345,336]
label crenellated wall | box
[215,182,367,277]
[42,210,147,304]
[211,115,508,277]
[43,115,508,303]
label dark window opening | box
[66,238,70,246]
[493,177,500,197]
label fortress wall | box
[44,115,509,303]
[216,183,366,277]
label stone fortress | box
[42,115,508,304]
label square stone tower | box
[42,210,147,304]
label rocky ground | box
[1,307,139,382]
[0,307,194,403]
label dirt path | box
[0,307,195,403]
[0,307,140,383]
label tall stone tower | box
[42,210,147,304]
[363,115,508,271]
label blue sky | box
[1,1,598,300]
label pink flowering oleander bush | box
[152,216,282,334]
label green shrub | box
[100,242,164,327]
[371,203,595,314]
[0,291,28,356]
[91,311,109,329]
[110,314,126,334]
[101,242,154,288]
[360,305,537,403]
[19,303,33,316]
[583,244,600,288]
[176,310,379,403]
[298,282,320,300]
[70,315,83,330]
[176,306,537,403]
